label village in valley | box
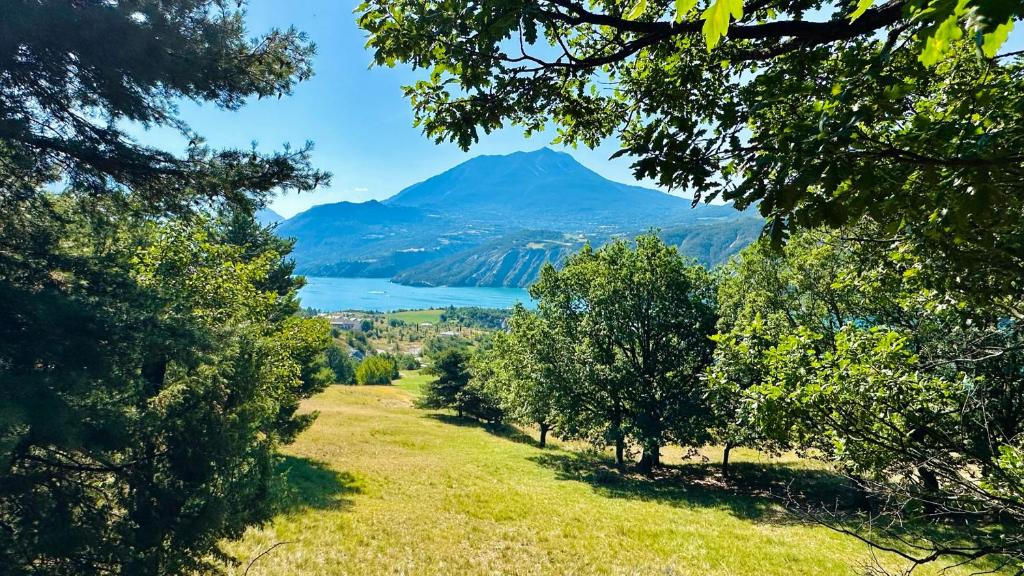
[317,307,507,373]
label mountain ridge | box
[276,149,759,287]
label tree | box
[358,0,1024,304]
[422,349,502,422]
[479,306,567,447]
[530,235,718,471]
[0,203,333,574]
[356,356,396,385]
[709,228,1024,570]
[327,345,358,384]
[0,2,331,572]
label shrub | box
[356,355,395,385]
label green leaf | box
[981,19,1015,58]
[675,0,699,23]
[919,15,963,67]
[702,0,744,50]
[626,0,648,20]
[850,0,874,21]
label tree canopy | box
[2,0,327,211]
[509,235,718,470]
[0,2,334,572]
[710,228,1024,569]
[358,0,1024,302]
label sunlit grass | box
[223,377,1005,576]
[392,370,431,397]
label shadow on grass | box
[421,412,1010,572]
[275,455,362,513]
[424,412,856,522]
[425,413,542,447]
[529,450,860,524]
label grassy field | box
[224,373,1002,576]
[387,309,445,325]
[392,369,432,396]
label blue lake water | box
[298,277,535,312]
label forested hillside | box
[392,218,763,287]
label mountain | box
[392,230,583,288]
[279,148,760,287]
[277,200,488,275]
[385,147,736,230]
[256,207,285,226]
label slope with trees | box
[358,0,1024,569]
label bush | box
[356,355,395,385]
[394,353,421,371]
[424,334,470,357]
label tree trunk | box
[722,443,733,479]
[918,466,941,518]
[614,435,625,468]
[539,423,549,448]
[909,426,941,518]
[638,443,660,474]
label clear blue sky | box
[131,0,651,217]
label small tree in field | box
[356,355,395,385]
[423,349,501,422]
[327,344,357,384]
[481,306,567,447]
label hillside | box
[277,149,760,286]
[393,218,764,287]
[392,230,582,288]
[220,382,981,576]
[256,207,285,226]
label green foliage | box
[0,2,330,573]
[477,307,565,446]
[4,0,327,209]
[0,202,333,574]
[422,349,502,422]
[392,353,422,371]
[504,235,719,469]
[423,334,471,357]
[710,228,1024,568]
[356,356,396,385]
[357,0,1024,305]
[440,307,511,330]
[327,344,358,384]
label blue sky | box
[132,1,1024,217]
[131,0,647,217]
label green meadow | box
[387,309,446,325]
[223,373,1000,576]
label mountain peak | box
[380,148,737,230]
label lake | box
[298,277,534,312]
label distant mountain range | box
[274,148,763,288]
[256,207,285,226]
